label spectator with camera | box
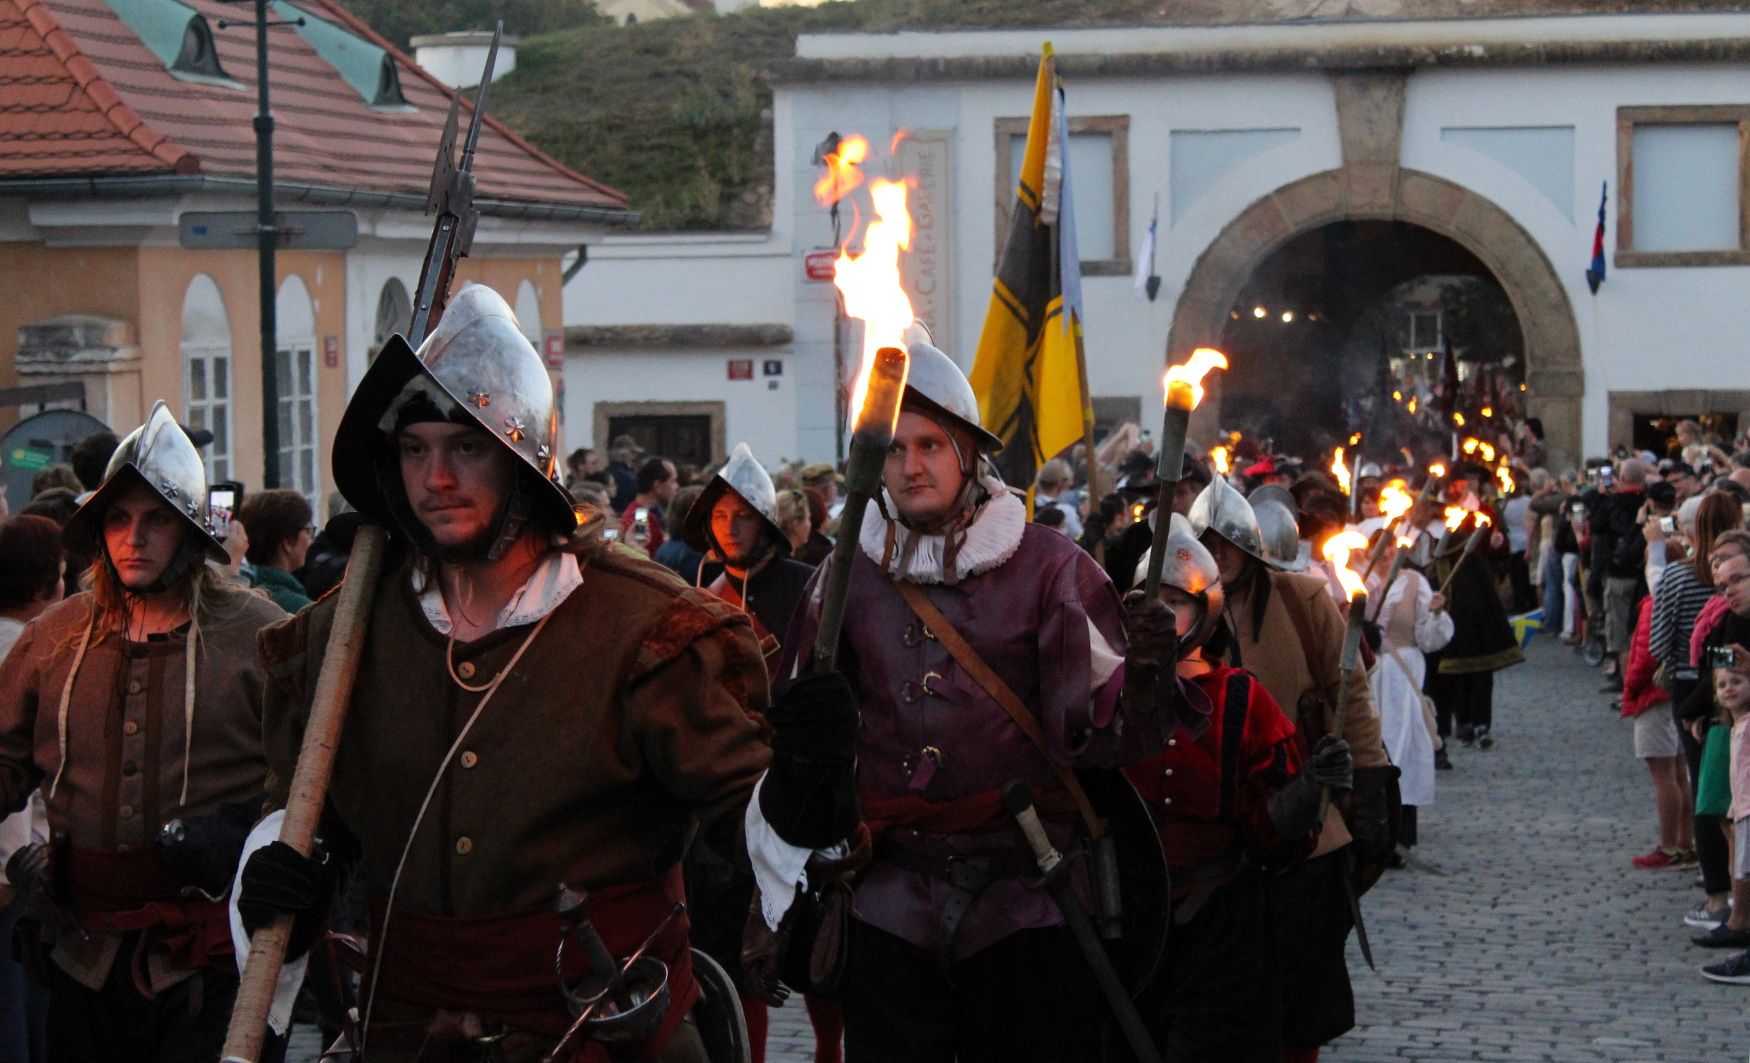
[1591,459,1652,685]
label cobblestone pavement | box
[294,636,1744,1062]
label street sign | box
[179,211,359,251]
[804,250,837,282]
[727,359,754,381]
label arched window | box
[373,278,411,359]
[180,274,233,481]
[514,280,543,345]
[276,276,320,500]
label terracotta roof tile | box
[0,0,626,213]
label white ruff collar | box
[859,476,1026,584]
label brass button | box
[127,679,143,695]
[119,805,135,820]
[455,836,474,855]
[456,661,476,679]
[460,751,479,769]
[123,720,140,736]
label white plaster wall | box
[563,233,794,327]
[564,347,802,462]
[1403,62,1750,456]
[340,236,420,390]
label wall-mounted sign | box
[727,358,754,381]
[323,335,340,369]
[804,250,838,283]
[544,331,565,369]
[763,360,783,377]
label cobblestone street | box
[293,635,1745,1061]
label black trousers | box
[1266,855,1356,1051]
[44,934,284,1063]
[1142,871,1279,1063]
[841,919,1109,1063]
[1675,693,1732,896]
[1429,669,1494,738]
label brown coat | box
[0,586,284,989]
[258,539,772,919]
[1224,569,1390,855]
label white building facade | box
[565,11,1750,470]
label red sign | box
[804,250,838,282]
[323,335,339,369]
[544,331,565,369]
[727,359,754,381]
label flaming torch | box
[1210,444,1232,478]
[811,145,913,672]
[1330,447,1352,497]
[1437,511,1493,597]
[1359,479,1414,581]
[1318,529,1371,818]
[1142,348,1228,599]
[1370,462,1450,606]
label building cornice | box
[566,323,793,349]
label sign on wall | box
[727,359,754,381]
[897,130,955,358]
[544,331,565,369]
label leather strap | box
[893,581,1104,840]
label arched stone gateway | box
[1169,166,1584,464]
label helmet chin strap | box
[102,536,202,597]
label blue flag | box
[1585,182,1607,294]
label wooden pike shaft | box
[221,526,388,1063]
[1317,590,1368,824]
[1437,522,1487,596]
[1141,398,1191,599]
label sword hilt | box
[1003,782,1062,876]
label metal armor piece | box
[902,321,1003,453]
[1247,483,1295,513]
[1187,475,1265,562]
[682,442,784,554]
[1253,498,1306,573]
[331,284,576,552]
[689,948,753,1063]
[63,400,228,566]
[1132,513,1225,649]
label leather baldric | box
[893,581,1104,841]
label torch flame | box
[1211,444,1232,476]
[1496,462,1515,494]
[1321,529,1370,600]
[1462,438,1479,456]
[1454,412,1467,427]
[1379,480,1414,525]
[1443,505,1468,532]
[1349,432,1362,446]
[1481,405,1494,418]
[813,134,869,206]
[1396,534,1415,549]
[827,170,916,430]
[1429,461,1448,479]
[1331,447,1351,494]
[1407,396,1419,414]
[1162,348,1228,410]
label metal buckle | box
[921,670,943,697]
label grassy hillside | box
[343,0,1738,230]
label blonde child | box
[1699,660,1750,984]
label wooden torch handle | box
[221,525,388,1063]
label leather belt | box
[880,837,1047,967]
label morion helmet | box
[1188,475,1266,562]
[902,321,1003,454]
[1134,513,1226,649]
[682,442,785,557]
[331,284,575,560]
[63,401,229,588]
[1252,498,1305,572]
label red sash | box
[365,865,698,1053]
[64,847,235,996]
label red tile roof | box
[0,0,627,216]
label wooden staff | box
[1437,517,1490,596]
[221,525,387,1063]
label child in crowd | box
[1699,659,1750,984]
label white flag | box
[1132,216,1156,300]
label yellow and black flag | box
[969,45,1092,493]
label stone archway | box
[1167,75,1584,462]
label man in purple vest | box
[746,323,1186,1062]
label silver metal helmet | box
[1187,475,1266,562]
[332,284,575,558]
[1247,483,1295,513]
[682,442,785,556]
[63,400,229,569]
[1252,498,1305,572]
[902,321,1003,453]
[1133,513,1225,649]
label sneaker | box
[1634,848,1684,870]
[1455,726,1476,748]
[1693,924,1750,948]
[1686,902,1729,930]
[1701,950,1750,985]
[1675,849,1701,868]
[1475,727,1495,750]
[1434,748,1454,771]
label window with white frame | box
[276,276,320,501]
[994,115,1130,274]
[180,274,233,481]
[1618,106,1750,266]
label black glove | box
[1306,737,1353,791]
[1120,591,1178,711]
[237,840,331,958]
[4,840,49,893]
[158,796,264,899]
[759,672,859,849]
[1267,739,1353,840]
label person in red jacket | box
[1623,593,1691,869]
[1125,515,1349,1061]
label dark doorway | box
[1219,220,1525,459]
